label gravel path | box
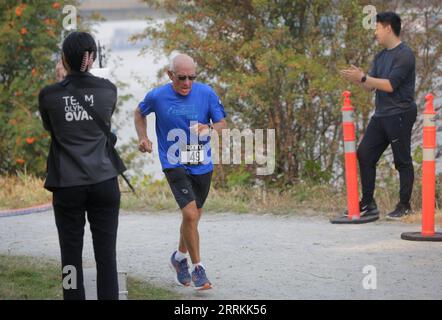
[1,210,441,299]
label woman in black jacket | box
[38,32,121,300]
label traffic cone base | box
[401,232,442,242]
[330,215,379,224]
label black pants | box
[53,177,120,300]
[357,108,417,205]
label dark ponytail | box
[62,32,97,72]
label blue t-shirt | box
[138,82,226,175]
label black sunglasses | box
[174,73,197,81]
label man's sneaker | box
[191,265,212,291]
[344,200,379,217]
[170,251,191,286]
[387,203,412,220]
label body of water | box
[91,20,167,179]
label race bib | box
[180,144,204,165]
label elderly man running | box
[134,54,227,290]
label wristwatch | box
[361,74,367,83]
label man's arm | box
[357,81,375,92]
[210,118,228,133]
[340,65,394,93]
[362,76,393,93]
[192,118,228,136]
[134,107,153,153]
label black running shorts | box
[163,167,212,209]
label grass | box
[2,173,442,224]
[127,277,181,300]
[121,175,442,220]
[0,174,51,210]
[402,211,442,225]
[0,255,62,300]
[0,255,181,300]
[120,175,347,214]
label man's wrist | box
[360,74,367,83]
[361,74,367,83]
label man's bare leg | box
[179,201,203,264]
[179,207,202,255]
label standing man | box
[134,54,227,290]
[340,12,417,219]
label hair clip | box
[80,51,90,72]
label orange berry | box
[16,159,25,165]
[20,27,27,35]
[52,2,61,9]
[15,7,23,17]
[26,137,36,144]
[44,18,56,26]
[31,68,37,76]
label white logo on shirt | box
[62,95,94,122]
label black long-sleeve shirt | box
[38,71,119,190]
[369,42,417,117]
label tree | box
[138,0,441,186]
[0,0,79,175]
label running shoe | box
[170,251,191,286]
[191,265,212,291]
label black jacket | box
[38,71,119,190]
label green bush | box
[226,166,252,188]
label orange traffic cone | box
[331,91,379,224]
[402,94,442,241]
